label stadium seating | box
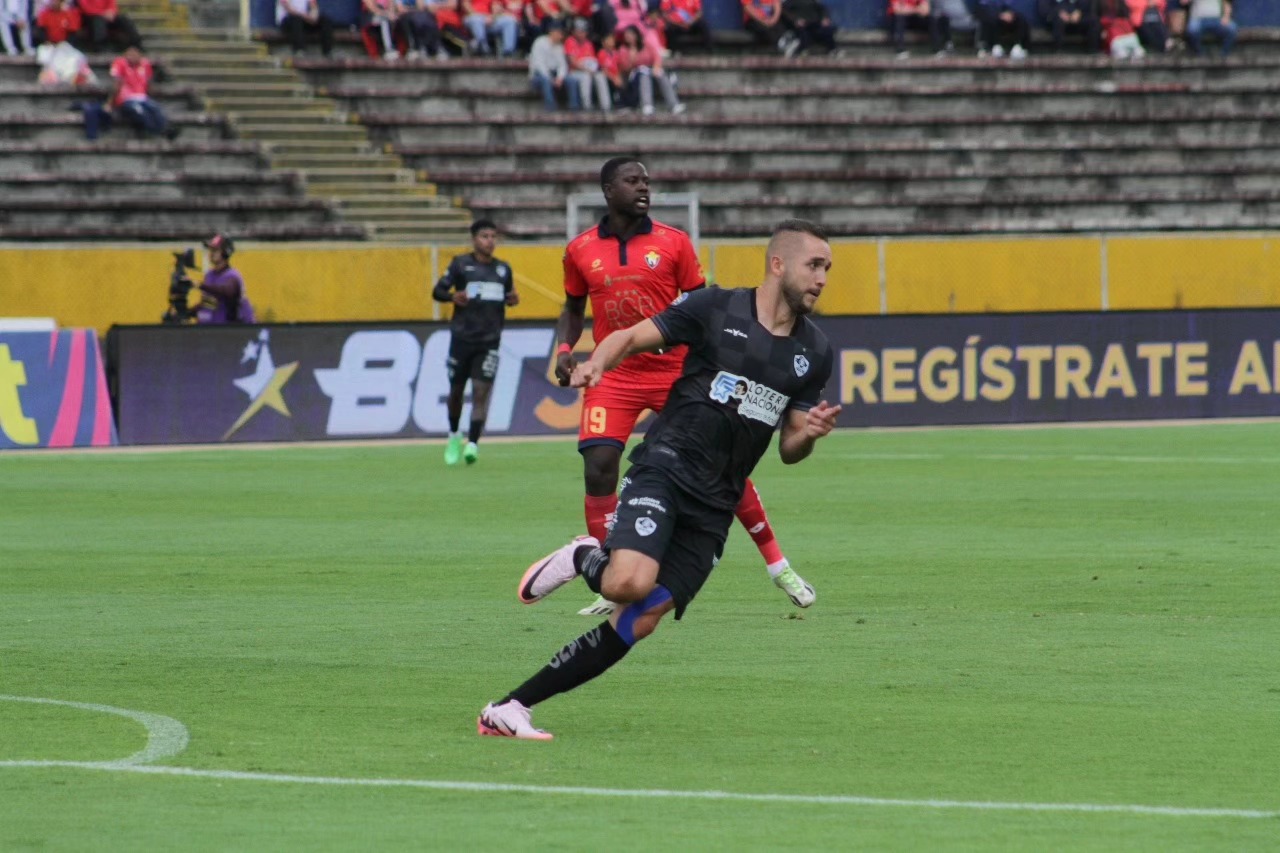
[272,40,1280,238]
[7,7,1280,241]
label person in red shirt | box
[76,0,140,53]
[35,0,81,45]
[660,0,712,52]
[887,0,943,57]
[564,17,608,109]
[553,158,817,617]
[741,0,790,53]
[595,29,623,101]
[107,45,178,140]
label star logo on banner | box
[223,329,298,440]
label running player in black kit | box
[432,219,518,465]
[478,219,842,740]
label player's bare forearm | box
[570,319,665,387]
[778,402,842,464]
[553,295,587,385]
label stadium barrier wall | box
[7,234,1280,335]
[107,309,1280,445]
[0,329,118,450]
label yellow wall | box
[1106,234,1280,310]
[4,233,1279,334]
[884,237,1103,314]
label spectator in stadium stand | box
[430,0,471,54]
[1099,0,1145,56]
[362,0,403,59]
[76,0,140,52]
[1038,0,1101,53]
[618,24,683,114]
[1165,0,1186,47]
[277,0,335,57]
[1184,0,1235,56]
[779,0,837,54]
[107,44,179,140]
[33,0,79,45]
[972,0,1030,57]
[397,0,446,58]
[1,0,35,55]
[660,0,712,53]
[1131,0,1169,52]
[741,0,793,55]
[523,0,563,36]
[596,29,624,105]
[566,16,611,108]
[930,0,974,54]
[887,0,944,58]
[528,20,580,109]
[465,0,520,55]
[609,0,665,55]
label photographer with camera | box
[163,233,254,325]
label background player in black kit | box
[433,219,518,465]
[478,220,843,740]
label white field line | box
[0,760,1273,819]
[0,695,189,766]
[0,696,1275,820]
[835,452,1280,465]
[3,417,1279,458]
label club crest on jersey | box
[709,370,789,427]
[644,250,661,270]
[794,354,810,377]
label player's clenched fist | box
[554,350,575,387]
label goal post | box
[566,192,701,248]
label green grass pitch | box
[2,422,1278,850]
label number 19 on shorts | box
[583,406,608,435]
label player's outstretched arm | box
[570,319,666,388]
[778,401,842,464]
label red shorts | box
[578,370,677,450]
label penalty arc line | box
[0,760,1275,820]
[0,695,189,767]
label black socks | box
[506,621,631,709]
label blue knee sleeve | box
[615,585,673,647]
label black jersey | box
[432,253,514,344]
[629,286,834,510]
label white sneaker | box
[671,102,687,115]
[991,44,1006,58]
[518,535,599,604]
[895,49,911,60]
[773,564,816,608]
[383,50,400,61]
[476,700,553,740]
[1009,44,1027,60]
[641,104,655,116]
[577,595,618,616]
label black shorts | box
[605,464,734,619]
[447,338,499,385]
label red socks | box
[735,479,785,567]
[584,493,619,544]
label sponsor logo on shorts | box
[635,517,657,536]
[627,496,667,514]
[709,371,789,427]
